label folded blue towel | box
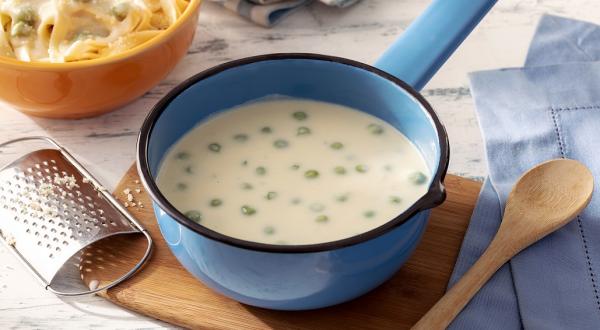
[211,0,359,27]
[449,15,600,329]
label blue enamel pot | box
[137,0,496,310]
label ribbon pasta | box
[0,0,189,62]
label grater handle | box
[0,136,153,296]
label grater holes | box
[35,164,41,169]
[42,161,48,166]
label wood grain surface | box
[82,164,482,329]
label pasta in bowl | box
[0,0,202,118]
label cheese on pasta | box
[0,0,189,62]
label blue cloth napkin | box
[211,0,359,27]
[448,15,600,329]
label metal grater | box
[0,136,152,295]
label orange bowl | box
[0,0,203,119]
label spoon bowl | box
[413,159,594,329]
[504,159,594,244]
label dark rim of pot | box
[137,53,450,254]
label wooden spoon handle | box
[412,239,511,329]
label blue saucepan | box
[137,0,496,310]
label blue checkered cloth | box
[449,15,600,329]
[211,0,359,27]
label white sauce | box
[157,99,430,245]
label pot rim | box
[137,53,450,253]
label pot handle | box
[374,0,497,91]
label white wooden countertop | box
[1,0,599,328]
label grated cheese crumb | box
[127,193,133,202]
[82,178,90,183]
[134,180,139,184]
[38,183,54,197]
[124,202,129,207]
[135,189,141,194]
[123,188,131,195]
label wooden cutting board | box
[87,165,481,329]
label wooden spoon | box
[413,159,594,330]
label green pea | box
[266,191,277,200]
[15,7,36,25]
[184,210,202,222]
[364,210,376,218]
[241,205,256,216]
[255,166,267,176]
[111,3,129,21]
[273,139,289,149]
[260,126,272,134]
[208,143,221,153]
[233,133,249,142]
[334,166,346,175]
[210,199,222,207]
[176,182,187,191]
[367,123,384,135]
[263,226,275,235]
[184,165,194,174]
[290,164,300,170]
[330,142,344,150]
[292,111,308,121]
[241,160,248,166]
[241,182,253,190]
[175,151,190,160]
[304,170,319,179]
[409,171,428,185]
[390,196,402,204]
[310,203,325,212]
[11,21,33,37]
[315,215,329,223]
[297,126,311,135]
[336,194,349,202]
[355,164,368,173]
